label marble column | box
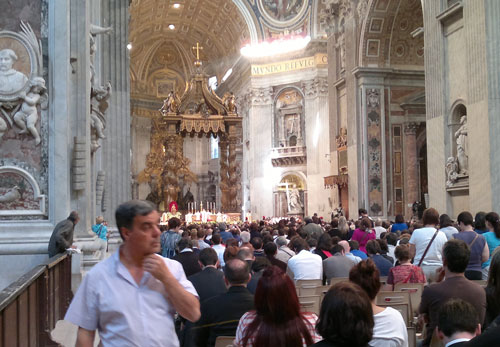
[69,0,92,237]
[404,122,419,218]
[100,0,132,224]
[247,87,274,219]
[302,77,330,217]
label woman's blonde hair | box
[95,216,104,224]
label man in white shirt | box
[211,233,226,267]
[286,236,322,280]
[374,218,386,239]
[436,299,481,347]
[409,208,447,282]
[65,200,200,346]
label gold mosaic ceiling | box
[129,0,251,87]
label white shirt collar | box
[445,338,471,347]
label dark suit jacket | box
[419,276,486,347]
[47,219,75,257]
[173,250,201,277]
[194,286,254,347]
[188,267,227,303]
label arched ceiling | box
[359,0,424,68]
[130,0,251,97]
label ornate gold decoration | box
[138,55,242,212]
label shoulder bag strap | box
[360,230,370,244]
[468,233,480,248]
[417,229,439,267]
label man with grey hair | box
[48,211,79,257]
[240,231,252,249]
[65,200,200,347]
[374,218,386,239]
[275,236,295,263]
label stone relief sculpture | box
[0,49,28,94]
[0,186,20,203]
[13,77,46,145]
[367,89,380,108]
[0,22,46,146]
[446,157,459,187]
[89,24,113,153]
[287,188,303,213]
[455,115,468,175]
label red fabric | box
[168,201,178,212]
[387,264,427,286]
[322,250,333,258]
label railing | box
[0,253,72,346]
[271,146,307,166]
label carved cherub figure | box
[13,77,46,145]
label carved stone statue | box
[446,157,459,187]
[288,188,303,213]
[455,115,468,175]
[336,127,347,148]
[159,91,179,115]
[13,77,46,145]
[338,33,346,71]
[223,92,237,113]
[90,82,112,152]
[89,24,112,88]
[0,49,28,94]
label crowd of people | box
[63,201,500,347]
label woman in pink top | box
[351,217,376,254]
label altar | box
[137,43,243,216]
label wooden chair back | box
[327,277,349,286]
[298,295,321,316]
[296,279,322,296]
[215,336,235,347]
[394,282,425,315]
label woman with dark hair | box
[383,244,426,291]
[234,266,320,346]
[314,233,334,260]
[312,282,374,347]
[474,212,488,234]
[351,217,376,254]
[439,213,459,240]
[349,259,408,347]
[482,212,500,279]
[390,215,408,233]
[485,251,500,329]
[409,208,447,283]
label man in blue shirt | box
[161,217,181,258]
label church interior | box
[1,0,500,344]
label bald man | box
[339,240,362,264]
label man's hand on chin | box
[143,254,171,282]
